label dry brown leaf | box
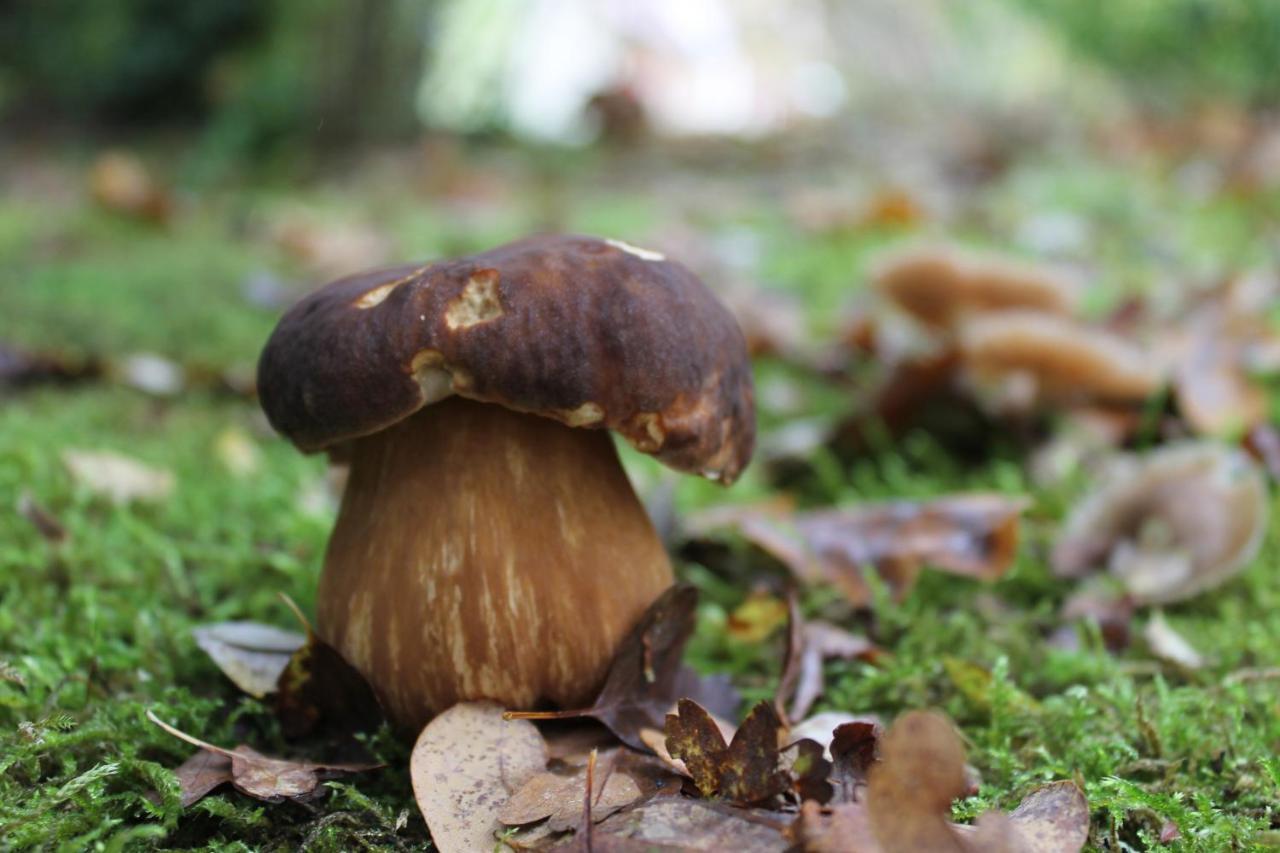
[665,700,788,805]
[792,714,1087,853]
[587,797,790,851]
[507,585,737,751]
[191,622,306,699]
[787,622,881,722]
[868,710,969,852]
[1052,442,1268,603]
[172,749,233,807]
[956,781,1091,853]
[274,632,384,738]
[499,747,681,833]
[694,495,1025,606]
[63,449,175,505]
[410,701,548,853]
[147,710,380,805]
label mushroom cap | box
[257,234,756,483]
[872,243,1078,328]
[959,310,1162,404]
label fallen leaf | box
[787,621,881,722]
[147,710,380,805]
[172,749,233,807]
[63,449,175,505]
[693,495,1025,606]
[1143,612,1204,670]
[88,151,172,224]
[587,796,790,851]
[829,720,881,803]
[507,585,719,750]
[665,700,788,805]
[789,799,879,852]
[867,710,969,852]
[410,701,547,853]
[1052,442,1268,603]
[794,711,1090,853]
[274,632,384,738]
[499,747,681,832]
[786,738,834,804]
[1059,586,1135,653]
[957,780,1091,853]
[191,622,306,699]
[727,591,790,644]
[17,491,67,544]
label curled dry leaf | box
[191,622,306,699]
[0,344,100,389]
[507,585,737,751]
[693,495,1025,607]
[1052,442,1268,603]
[62,449,175,505]
[147,710,381,805]
[664,700,787,805]
[410,701,548,853]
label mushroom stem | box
[316,397,674,731]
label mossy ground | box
[1,142,1278,851]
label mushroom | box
[1052,442,1269,604]
[257,234,755,730]
[871,243,1078,329]
[958,310,1162,409]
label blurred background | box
[4,0,1280,365]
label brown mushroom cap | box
[959,311,1162,405]
[872,243,1078,328]
[258,234,755,483]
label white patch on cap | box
[410,349,455,403]
[558,402,604,427]
[605,238,665,262]
[444,269,504,329]
[352,265,428,309]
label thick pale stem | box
[317,397,674,731]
